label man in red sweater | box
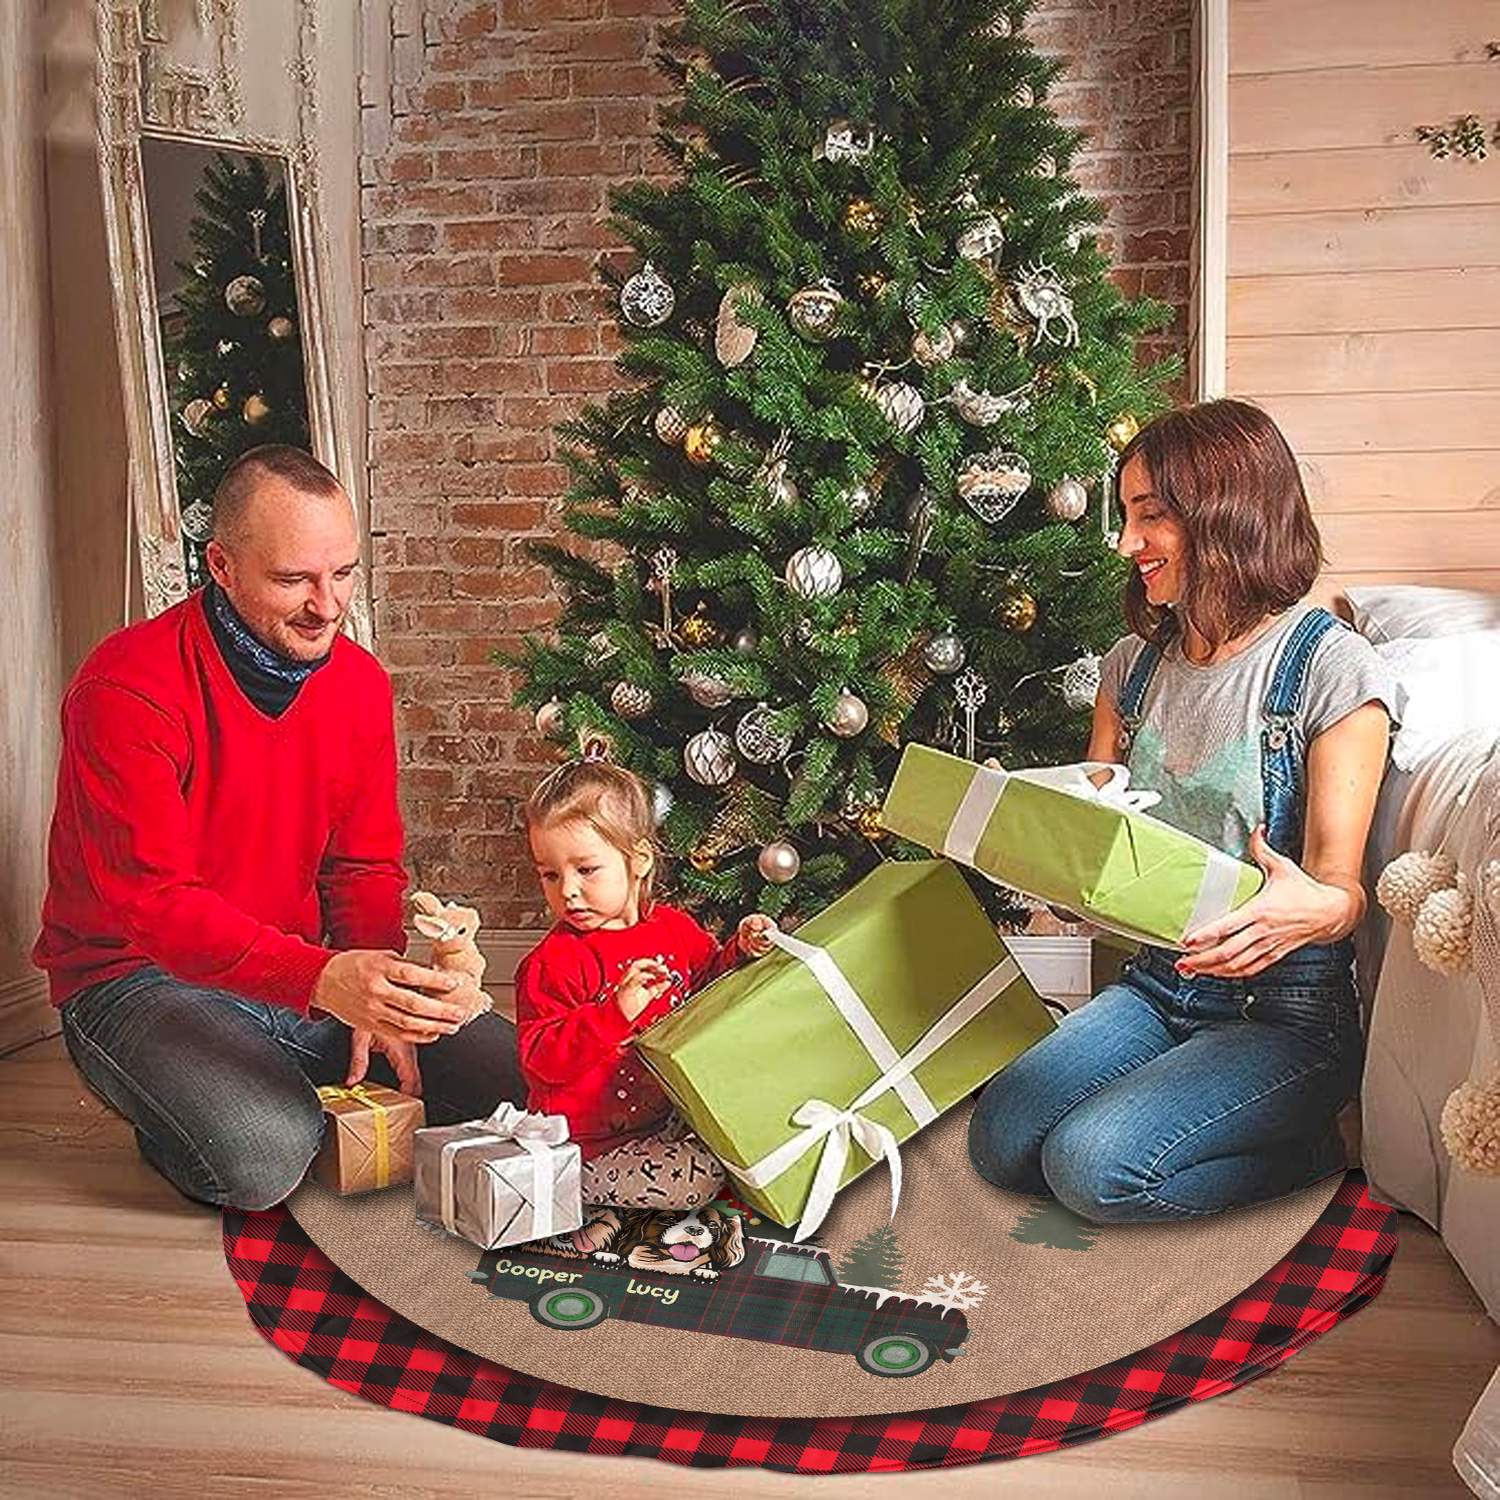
[34,446,522,1209]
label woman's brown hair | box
[523,750,661,916]
[1116,399,1324,652]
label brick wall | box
[362,0,1193,930]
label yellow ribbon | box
[318,1084,392,1189]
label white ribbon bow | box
[1011,760,1162,813]
[790,1100,903,1239]
[439,1101,570,1242]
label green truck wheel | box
[855,1332,937,1377]
[529,1285,610,1330]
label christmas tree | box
[508,0,1175,927]
[835,1222,906,1289]
[163,152,311,586]
[1009,1197,1101,1250]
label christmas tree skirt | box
[282,1103,1344,1419]
[224,1175,1393,1474]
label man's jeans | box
[968,943,1363,1222]
[61,965,525,1211]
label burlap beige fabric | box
[288,1102,1339,1419]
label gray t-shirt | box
[1097,604,1400,860]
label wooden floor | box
[2,1033,1496,1500]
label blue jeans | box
[968,944,1363,1222]
[61,965,525,1211]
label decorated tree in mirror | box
[162,152,311,586]
[507,0,1175,929]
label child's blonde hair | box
[523,743,661,916]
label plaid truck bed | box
[222,1173,1395,1473]
[471,1237,968,1376]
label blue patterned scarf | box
[204,581,329,716]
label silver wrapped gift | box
[414,1102,584,1250]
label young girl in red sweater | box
[515,748,777,1210]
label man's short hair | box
[210,445,345,546]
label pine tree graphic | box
[835,1223,905,1289]
[1009,1199,1101,1251]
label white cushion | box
[1344,583,1500,643]
[1375,630,1500,770]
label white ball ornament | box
[923,630,966,675]
[757,839,801,884]
[735,704,792,764]
[534,700,565,738]
[785,545,843,599]
[684,728,737,786]
[651,782,674,826]
[1376,850,1458,926]
[1061,653,1102,710]
[826,690,869,737]
[1441,1071,1500,1176]
[873,380,926,435]
[1412,876,1474,977]
[1046,476,1090,522]
[619,261,676,328]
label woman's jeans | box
[61,965,525,1211]
[968,943,1363,1223]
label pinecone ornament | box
[1376,849,1458,925]
[1440,1070,1500,1176]
[1412,875,1474,977]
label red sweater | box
[515,904,741,1158]
[33,592,407,1011]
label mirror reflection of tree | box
[162,152,311,586]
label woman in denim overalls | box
[968,400,1394,1222]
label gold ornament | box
[213,384,232,410]
[1107,413,1141,453]
[844,196,881,235]
[679,601,723,648]
[788,282,844,342]
[857,805,886,841]
[998,583,1038,633]
[856,270,891,299]
[684,418,723,466]
[267,315,296,341]
[242,392,271,425]
[689,846,719,872]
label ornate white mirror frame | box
[96,0,370,643]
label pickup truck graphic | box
[468,1237,972,1377]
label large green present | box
[884,745,1264,950]
[635,859,1054,1237]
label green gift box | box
[884,744,1264,951]
[635,859,1054,1236]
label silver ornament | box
[534,700,565,738]
[757,431,799,507]
[817,119,876,162]
[785,545,843,599]
[735,704,793,764]
[715,283,762,366]
[957,448,1033,523]
[1014,260,1080,346]
[268,315,296,341]
[826,690,869,737]
[684,728,736,786]
[956,213,1006,270]
[181,398,215,437]
[1061,653,1102,710]
[872,380,925,435]
[1046,476,1089,522]
[654,406,689,444]
[731,626,759,655]
[179,499,215,542]
[651,782,674,825]
[911,325,957,367]
[620,260,676,328]
[224,274,266,316]
[788,282,844,341]
[842,480,877,519]
[757,839,801,884]
[923,630,966,675]
[948,377,1032,426]
[610,681,653,719]
[683,670,735,709]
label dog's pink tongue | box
[668,1243,699,1260]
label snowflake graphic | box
[918,1270,990,1311]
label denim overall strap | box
[1259,608,1347,861]
[1115,639,1164,756]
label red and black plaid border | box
[222,1172,1395,1474]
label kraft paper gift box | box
[414,1102,585,1250]
[883,744,1264,951]
[635,858,1055,1238]
[312,1083,425,1195]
